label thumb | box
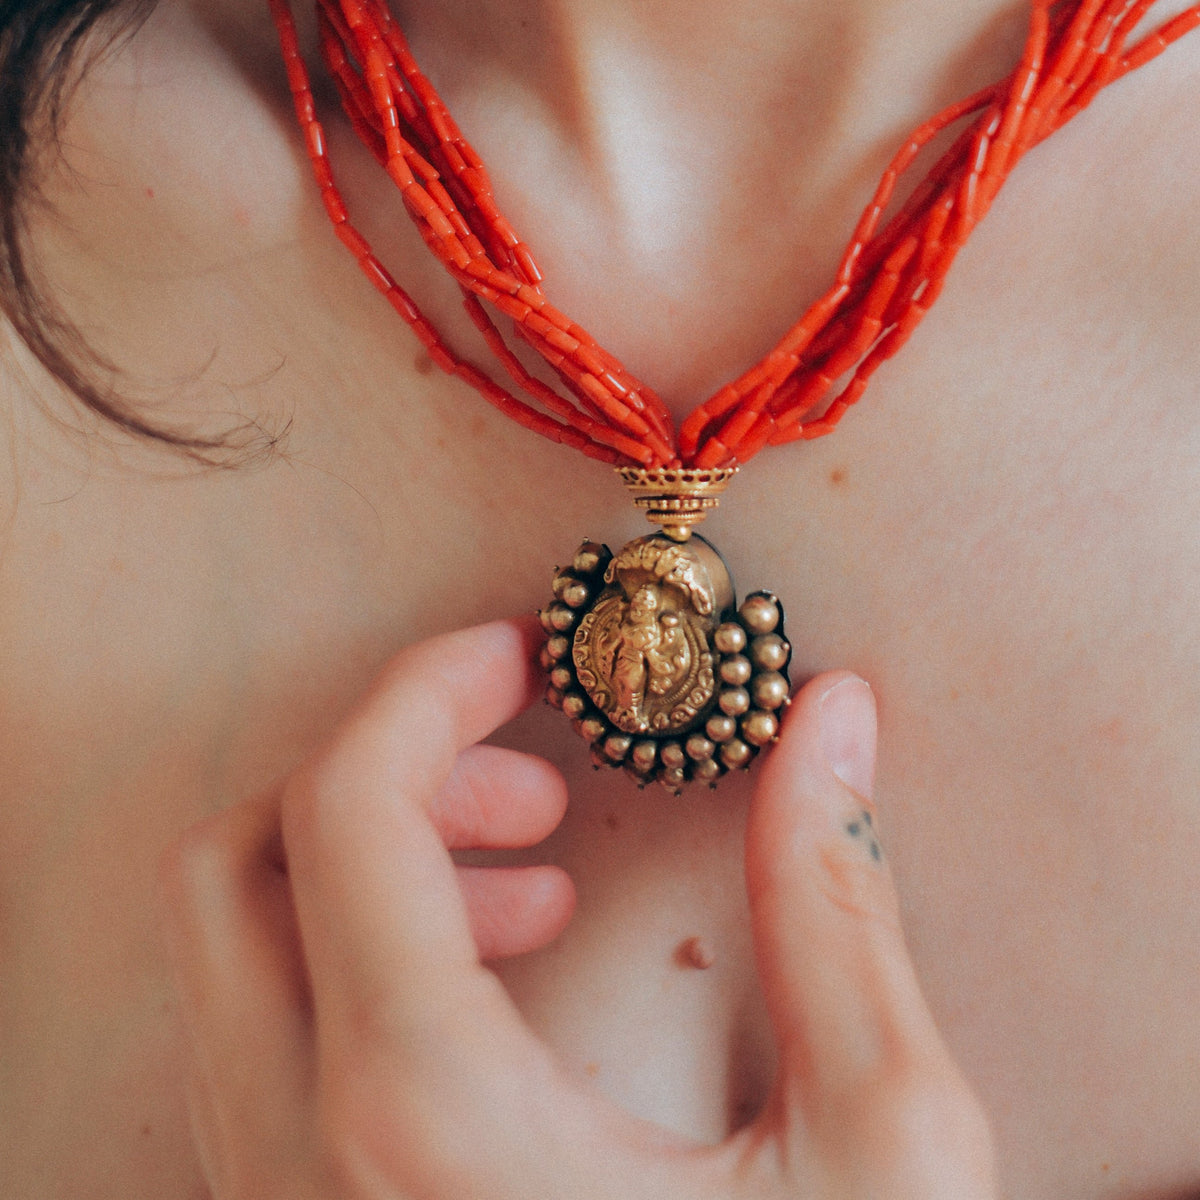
[746,671,948,1113]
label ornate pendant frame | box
[539,470,791,791]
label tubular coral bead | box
[577,373,615,411]
[516,284,547,311]
[572,344,606,377]
[386,288,422,323]
[386,156,416,190]
[513,243,543,283]
[310,156,335,190]
[542,326,580,356]
[439,235,472,270]
[294,89,316,124]
[283,55,309,93]
[321,186,348,223]
[334,223,371,257]
[269,0,1200,471]
[600,371,630,399]
[359,253,395,293]
[304,121,327,160]
[523,311,554,340]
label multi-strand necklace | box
[268,0,1199,789]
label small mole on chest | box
[675,935,716,970]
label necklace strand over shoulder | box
[269,0,1200,789]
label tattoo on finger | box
[845,809,882,863]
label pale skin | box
[162,622,996,1199]
[1,0,1199,1197]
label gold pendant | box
[540,468,790,790]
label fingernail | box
[819,676,876,798]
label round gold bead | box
[579,715,607,744]
[685,733,715,761]
[589,743,611,770]
[660,741,687,770]
[551,574,572,598]
[749,633,790,672]
[719,738,753,769]
[546,603,576,633]
[573,543,604,575]
[718,654,752,686]
[692,757,723,784]
[545,634,570,661]
[561,692,588,720]
[739,593,780,636]
[657,765,687,792]
[623,761,650,786]
[549,665,573,692]
[563,580,590,609]
[741,709,779,747]
[545,684,564,708]
[750,671,790,710]
[713,622,748,655]
[631,740,659,772]
[538,643,557,672]
[604,734,632,763]
[718,685,751,717]
[706,714,737,743]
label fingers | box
[161,617,572,1196]
[301,615,547,802]
[745,672,996,1195]
[433,743,569,849]
[459,864,576,960]
[746,672,969,1112]
[438,742,575,959]
[280,617,549,1056]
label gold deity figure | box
[572,537,728,736]
[608,584,691,727]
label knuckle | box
[277,750,357,855]
[438,755,493,844]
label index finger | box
[280,617,547,1054]
[317,614,546,795]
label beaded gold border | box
[539,539,791,792]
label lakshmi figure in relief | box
[572,537,722,735]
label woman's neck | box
[394,0,1028,148]
[386,0,1028,259]
[177,0,1034,404]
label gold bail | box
[616,466,739,541]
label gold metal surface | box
[572,536,732,735]
[616,466,739,540]
[540,534,791,791]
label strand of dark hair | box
[0,0,264,460]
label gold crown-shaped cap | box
[617,466,739,541]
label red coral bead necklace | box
[268,0,1200,789]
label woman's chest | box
[5,47,1200,1189]
[4,265,1200,1197]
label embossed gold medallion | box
[540,468,791,790]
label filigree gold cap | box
[616,466,739,541]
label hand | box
[161,617,998,1199]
